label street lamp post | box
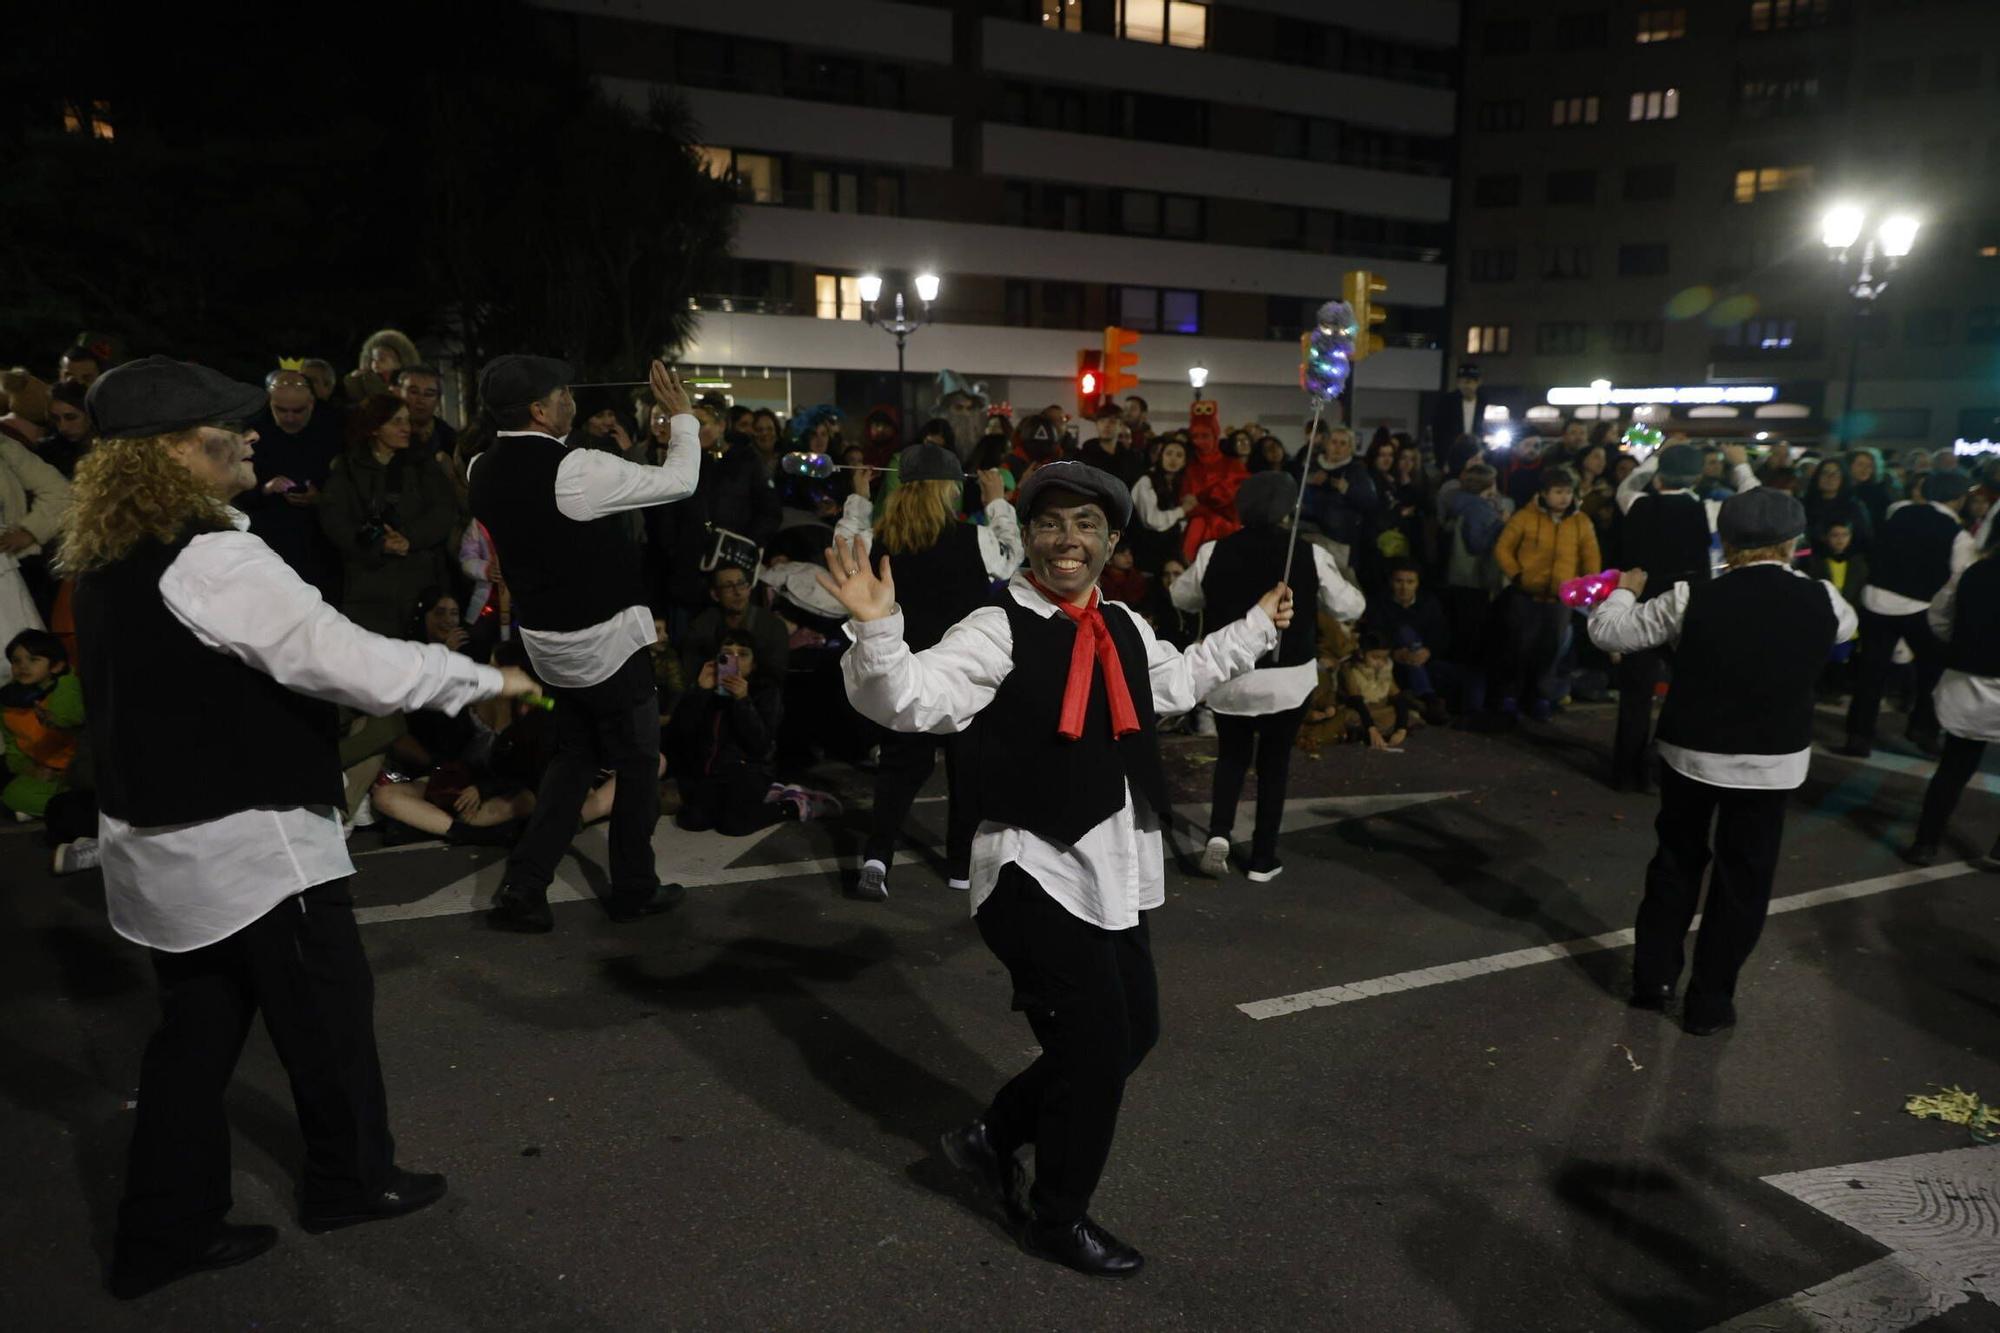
[860,271,940,430]
[1820,205,1919,445]
[1188,363,1208,400]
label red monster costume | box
[1180,398,1245,560]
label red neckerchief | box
[1024,574,1141,741]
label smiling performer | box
[69,357,539,1298]
[820,458,1292,1278]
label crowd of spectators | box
[4,331,1997,870]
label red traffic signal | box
[1077,349,1104,417]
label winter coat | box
[318,447,459,637]
[1495,497,1602,600]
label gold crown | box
[277,356,306,370]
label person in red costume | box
[1179,398,1246,561]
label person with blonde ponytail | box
[832,441,1021,900]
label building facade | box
[534,0,1458,440]
[1451,0,2000,450]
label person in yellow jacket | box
[1494,464,1600,719]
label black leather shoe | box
[1682,1001,1737,1037]
[1901,842,1942,867]
[300,1169,447,1234]
[1628,983,1675,1012]
[109,1223,278,1299]
[607,882,685,922]
[489,883,553,933]
[1022,1214,1145,1278]
[939,1119,1026,1224]
[1832,739,1873,759]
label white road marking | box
[1814,744,2000,796]
[351,791,1464,927]
[1706,1144,2000,1331]
[1237,861,1981,1021]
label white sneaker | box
[1191,708,1217,737]
[1199,836,1231,877]
[52,837,101,875]
[946,877,971,891]
[853,859,888,901]
[1247,862,1285,883]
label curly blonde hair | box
[57,433,233,575]
[876,479,961,555]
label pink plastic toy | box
[1559,569,1624,609]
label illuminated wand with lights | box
[1282,298,1356,589]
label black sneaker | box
[607,882,686,922]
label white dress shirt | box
[835,492,1025,581]
[1926,567,2000,743]
[1169,540,1364,715]
[103,513,504,953]
[1130,476,1187,533]
[1860,501,1976,617]
[1587,562,1858,789]
[488,415,701,689]
[842,572,1277,929]
[1615,455,1760,526]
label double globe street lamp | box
[1820,204,1920,444]
[859,271,941,426]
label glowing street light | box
[1879,214,1921,259]
[1188,363,1209,396]
[856,273,883,304]
[1820,204,1865,251]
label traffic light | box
[1343,270,1388,362]
[1102,325,1141,398]
[1077,348,1103,418]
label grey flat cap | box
[84,355,266,438]
[1014,459,1133,528]
[895,442,964,484]
[1718,487,1807,548]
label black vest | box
[1620,492,1711,602]
[75,529,343,825]
[468,434,648,632]
[1872,504,1960,603]
[1199,526,1321,667]
[1655,564,1838,757]
[887,523,990,652]
[1944,558,2000,677]
[973,593,1167,846]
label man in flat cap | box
[1588,487,1856,1036]
[67,356,540,1298]
[468,356,698,932]
[1607,440,1761,792]
[819,459,1293,1277]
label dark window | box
[1855,312,1890,350]
[1004,280,1031,327]
[1003,183,1030,227]
[1537,321,1590,354]
[1160,289,1201,334]
[874,65,906,109]
[1116,285,1200,335]
[1162,194,1203,239]
[1469,248,1519,281]
[1623,163,1677,201]
[1484,18,1532,53]
[1544,245,1594,279]
[1618,243,1670,276]
[1971,307,2000,346]
[1474,173,1522,207]
[1958,407,2000,440]
[1610,321,1664,352]
[805,56,863,102]
[1865,59,1917,99]
[1554,11,1610,50]
[1861,409,1933,438]
[1722,317,1809,350]
[1271,114,1306,157]
[1117,92,1206,146]
[1737,69,1823,119]
[1043,281,1086,330]
[1477,99,1526,131]
[1547,169,1598,205]
[870,172,902,217]
[1002,84,1031,125]
[1905,309,1953,347]
[1550,95,1600,127]
[1118,190,1161,236]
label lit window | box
[1121,0,1206,49]
[1636,8,1686,42]
[698,148,780,204]
[811,170,859,213]
[60,98,114,141]
[1465,326,1513,356]
[1748,0,1829,33]
[1629,89,1680,121]
[1039,0,1082,33]
[814,274,863,321]
[1551,96,1600,127]
[1161,289,1201,334]
[1732,164,1814,203]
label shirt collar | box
[496,429,571,446]
[1008,570,1097,619]
[224,505,250,532]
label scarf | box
[1024,575,1141,741]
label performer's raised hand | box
[649,360,693,417]
[816,532,896,622]
[1258,582,1295,630]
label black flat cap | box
[1923,469,1972,504]
[1656,443,1703,487]
[478,354,572,413]
[1718,488,1807,548]
[1015,459,1133,528]
[85,355,266,438]
[1237,470,1299,528]
[895,442,963,485]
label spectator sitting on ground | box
[3,628,84,819]
[681,562,791,684]
[1338,632,1417,751]
[1372,560,1456,722]
[319,393,458,637]
[647,612,687,720]
[667,628,837,832]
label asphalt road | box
[5,702,2000,1332]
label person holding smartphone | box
[665,628,837,832]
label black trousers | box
[1634,766,1790,1012]
[1208,706,1306,867]
[976,865,1159,1225]
[864,728,977,879]
[1915,732,1989,848]
[674,762,786,836]
[118,880,394,1257]
[1612,650,1664,787]
[1846,605,1942,745]
[510,646,660,896]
